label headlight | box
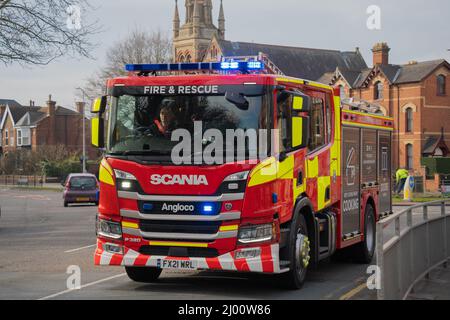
[114,169,137,180]
[224,171,249,182]
[114,169,139,191]
[238,223,274,244]
[219,171,250,193]
[97,218,122,240]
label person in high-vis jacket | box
[396,168,409,194]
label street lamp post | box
[76,87,89,173]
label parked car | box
[63,173,99,207]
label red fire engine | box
[91,61,393,289]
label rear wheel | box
[280,213,310,290]
[353,203,376,263]
[64,201,69,207]
[125,266,162,283]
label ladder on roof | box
[341,98,385,116]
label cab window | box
[278,94,293,153]
[309,97,326,151]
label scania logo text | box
[150,174,208,186]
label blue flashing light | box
[247,61,263,69]
[125,60,264,73]
[202,205,214,213]
[142,203,154,211]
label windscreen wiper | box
[109,150,171,156]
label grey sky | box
[1,0,449,108]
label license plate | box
[156,259,197,270]
[76,197,90,202]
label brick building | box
[319,43,450,191]
[0,96,98,160]
[171,1,450,191]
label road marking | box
[64,244,97,253]
[339,282,367,300]
[38,273,127,300]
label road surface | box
[0,188,445,300]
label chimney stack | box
[46,94,56,116]
[372,42,390,66]
[75,102,85,115]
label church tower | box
[173,0,225,62]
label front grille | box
[139,220,221,234]
[138,201,221,216]
[139,246,219,258]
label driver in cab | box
[153,105,177,138]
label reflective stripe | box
[218,253,237,270]
[307,156,319,179]
[100,252,113,265]
[149,241,208,248]
[120,209,241,222]
[99,159,114,186]
[122,249,140,266]
[342,121,394,131]
[123,227,238,241]
[219,225,238,232]
[247,256,263,272]
[118,191,244,202]
[122,221,139,229]
[271,244,280,273]
[276,77,304,85]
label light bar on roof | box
[125,61,264,73]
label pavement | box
[407,264,450,300]
[0,188,448,300]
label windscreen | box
[69,177,97,190]
[107,86,270,164]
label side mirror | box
[91,96,107,114]
[292,95,311,112]
[91,96,107,148]
[291,116,310,149]
[91,116,105,148]
[225,91,249,110]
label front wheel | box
[280,214,310,290]
[352,203,376,263]
[125,266,162,283]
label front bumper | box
[94,242,283,274]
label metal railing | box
[376,200,450,300]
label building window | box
[17,129,22,146]
[406,144,413,170]
[5,129,8,146]
[339,85,346,100]
[185,54,192,63]
[406,108,413,133]
[179,55,185,63]
[374,81,383,100]
[437,74,446,96]
[17,128,30,146]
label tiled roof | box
[218,40,368,81]
[329,59,449,88]
[394,60,447,84]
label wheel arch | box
[294,197,319,267]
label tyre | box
[94,202,99,206]
[352,203,376,263]
[280,213,311,290]
[125,266,162,283]
[64,201,69,207]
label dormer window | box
[437,74,446,96]
[374,81,384,100]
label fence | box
[376,200,450,300]
[0,175,44,187]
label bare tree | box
[82,28,172,99]
[0,0,98,65]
